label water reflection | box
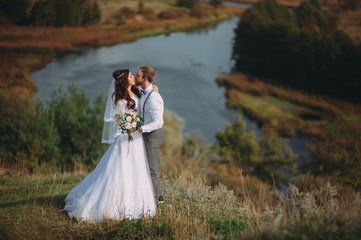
[186,23,219,35]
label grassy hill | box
[1,170,360,239]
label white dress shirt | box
[140,84,164,133]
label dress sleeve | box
[102,99,127,144]
[115,100,127,115]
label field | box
[1,1,361,238]
[1,170,360,239]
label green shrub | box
[340,0,358,11]
[295,0,331,32]
[142,8,158,21]
[190,3,213,19]
[28,0,101,27]
[306,115,361,189]
[114,6,137,24]
[158,9,185,20]
[210,0,222,7]
[82,1,101,26]
[247,0,293,23]
[0,85,107,173]
[210,218,247,238]
[0,95,60,173]
[0,0,31,25]
[54,0,77,27]
[29,1,56,26]
[176,0,200,9]
[47,85,107,171]
[138,0,145,13]
[215,115,298,183]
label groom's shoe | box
[158,196,164,204]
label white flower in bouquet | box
[114,109,144,141]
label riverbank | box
[0,1,245,98]
[217,72,361,188]
[217,73,361,137]
[227,0,302,7]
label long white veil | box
[101,79,117,144]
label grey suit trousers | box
[143,128,163,200]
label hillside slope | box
[0,171,360,239]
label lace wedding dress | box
[64,96,156,223]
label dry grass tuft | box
[1,170,359,239]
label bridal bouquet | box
[114,109,144,142]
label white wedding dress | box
[64,96,156,223]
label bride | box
[63,69,157,223]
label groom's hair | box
[140,66,155,83]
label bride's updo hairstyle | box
[112,69,136,111]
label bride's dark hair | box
[112,69,140,111]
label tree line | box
[0,84,300,186]
[232,0,361,102]
[176,0,222,8]
[0,0,100,27]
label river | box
[31,4,311,158]
[31,17,241,143]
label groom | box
[135,66,164,204]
